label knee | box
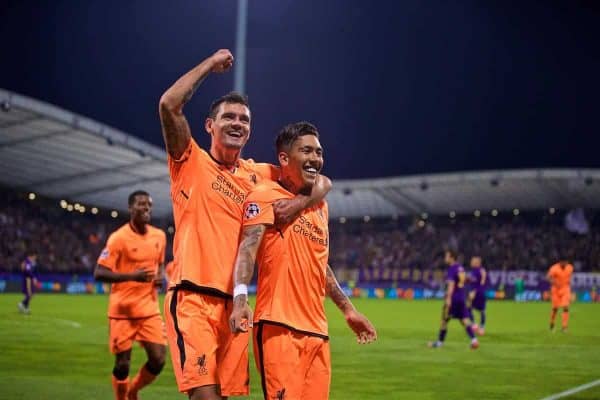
[563,307,569,313]
[113,359,130,379]
[147,349,166,375]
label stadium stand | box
[1,89,599,278]
[329,212,600,286]
[0,187,173,273]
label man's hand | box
[273,197,308,227]
[131,269,155,283]
[229,295,254,333]
[211,49,234,73]
[344,309,377,344]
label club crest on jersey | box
[197,354,208,376]
[99,248,109,260]
[245,203,260,219]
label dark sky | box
[1,0,599,179]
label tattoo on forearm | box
[234,225,266,286]
[326,265,352,312]
[182,76,207,104]
[159,106,191,157]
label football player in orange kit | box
[94,190,167,400]
[547,260,574,332]
[229,121,376,400]
[159,50,331,400]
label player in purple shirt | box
[428,250,479,349]
[18,252,37,314]
[467,256,487,335]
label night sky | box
[1,0,599,179]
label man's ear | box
[278,151,289,166]
[205,118,214,135]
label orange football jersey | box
[243,180,330,337]
[98,223,166,318]
[168,138,277,296]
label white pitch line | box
[16,316,82,329]
[539,378,600,400]
[52,318,82,328]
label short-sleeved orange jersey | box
[168,138,277,297]
[243,180,330,337]
[548,263,573,290]
[98,223,166,319]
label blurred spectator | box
[329,212,600,282]
[1,187,598,279]
[0,189,173,273]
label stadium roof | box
[0,88,171,218]
[1,88,599,219]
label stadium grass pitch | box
[0,294,599,400]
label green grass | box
[0,294,599,400]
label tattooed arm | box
[158,49,234,159]
[326,265,378,344]
[229,224,267,333]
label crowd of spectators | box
[329,212,600,283]
[1,188,598,278]
[0,189,172,274]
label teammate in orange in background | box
[229,122,376,400]
[159,50,331,400]
[94,190,167,400]
[547,260,574,332]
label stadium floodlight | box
[111,210,118,218]
[513,208,520,216]
[79,206,86,213]
[449,211,456,218]
[491,209,498,217]
[363,215,371,222]
[67,204,74,212]
[474,210,481,217]
[549,207,556,215]
[91,207,99,215]
[74,203,81,211]
[60,200,67,209]
[28,192,36,200]
[339,217,347,224]
[421,212,428,220]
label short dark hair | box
[207,92,250,119]
[275,121,320,153]
[445,249,458,260]
[128,190,149,206]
